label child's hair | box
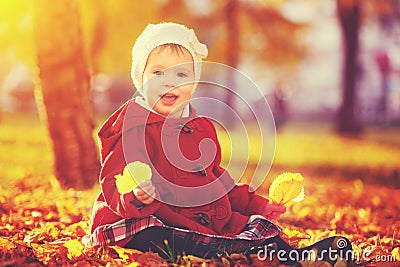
[152,43,191,58]
[131,22,208,95]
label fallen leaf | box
[63,221,89,238]
[0,237,16,250]
[333,257,348,267]
[125,262,140,267]
[30,243,61,265]
[63,239,84,260]
[137,251,168,267]
[281,228,310,246]
[392,247,400,262]
[109,245,142,261]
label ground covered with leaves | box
[0,113,399,266]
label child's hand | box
[262,203,286,222]
[133,180,156,205]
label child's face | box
[143,46,195,118]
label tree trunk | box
[336,0,362,133]
[34,0,100,189]
[375,51,390,118]
[225,0,239,122]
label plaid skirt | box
[83,215,281,259]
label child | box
[86,22,352,266]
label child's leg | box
[124,227,187,259]
[124,227,220,260]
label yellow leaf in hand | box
[268,172,305,205]
[291,187,305,203]
[114,161,152,195]
[115,173,136,195]
[64,239,84,260]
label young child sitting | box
[86,22,352,266]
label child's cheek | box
[142,82,149,98]
[143,80,159,104]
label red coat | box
[90,100,269,246]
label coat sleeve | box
[205,119,269,216]
[99,127,160,219]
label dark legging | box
[125,227,353,266]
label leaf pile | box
[1,115,399,266]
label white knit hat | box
[131,22,208,95]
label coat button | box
[178,123,193,134]
[197,213,210,226]
[193,164,207,176]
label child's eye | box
[153,70,164,76]
[177,72,188,78]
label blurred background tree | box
[34,0,99,189]
[366,0,400,123]
[336,0,362,133]
[336,0,400,133]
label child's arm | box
[154,204,217,235]
[204,118,279,216]
[100,128,160,219]
[214,159,286,220]
[214,164,268,215]
[214,149,287,218]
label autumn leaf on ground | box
[114,161,152,194]
[0,237,16,251]
[136,251,168,267]
[269,172,305,205]
[23,224,61,245]
[63,239,84,260]
[281,228,311,246]
[62,221,89,238]
[109,245,142,261]
[30,242,62,265]
[297,248,334,267]
[298,259,332,267]
[392,247,400,262]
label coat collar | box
[98,99,198,140]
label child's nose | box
[163,72,177,88]
[163,81,175,88]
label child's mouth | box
[160,93,178,106]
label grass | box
[274,122,400,169]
